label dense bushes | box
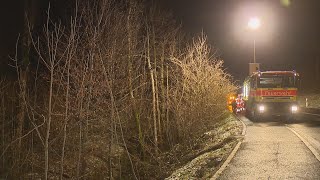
[0,0,236,179]
[171,37,236,142]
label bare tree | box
[59,8,79,179]
[0,1,237,179]
[170,35,236,141]
[30,6,69,179]
[14,0,37,174]
[126,0,145,155]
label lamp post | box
[248,17,261,63]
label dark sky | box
[158,0,320,83]
[0,0,72,76]
[0,1,23,75]
[1,0,320,84]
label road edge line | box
[300,112,320,117]
[286,126,320,162]
[210,115,246,180]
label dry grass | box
[299,93,320,108]
[165,114,242,180]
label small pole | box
[306,98,308,107]
[253,39,256,63]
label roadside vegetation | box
[299,93,320,109]
[0,0,237,179]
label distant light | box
[248,17,261,30]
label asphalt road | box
[218,113,320,179]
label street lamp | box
[248,17,261,30]
[248,17,261,63]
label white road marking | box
[286,126,320,162]
[210,140,242,180]
[300,112,320,117]
[211,115,246,180]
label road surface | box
[218,113,320,179]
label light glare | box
[248,17,261,30]
[258,105,265,112]
[291,105,298,112]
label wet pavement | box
[218,114,320,179]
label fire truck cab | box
[243,71,300,121]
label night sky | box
[1,0,320,85]
[158,0,320,84]
[0,1,23,75]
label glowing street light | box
[248,17,261,64]
[248,17,261,30]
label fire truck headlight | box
[258,105,265,112]
[291,105,298,112]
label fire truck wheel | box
[286,115,296,122]
[252,110,261,122]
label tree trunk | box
[76,120,83,179]
[16,68,27,167]
[127,0,144,153]
[45,65,54,180]
[166,65,170,146]
[152,23,162,143]
[1,93,5,170]
[60,46,71,180]
[160,42,166,141]
[147,29,158,153]
[316,57,320,85]
[76,67,87,179]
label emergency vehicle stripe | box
[250,89,297,96]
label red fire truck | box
[243,71,300,121]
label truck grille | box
[264,103,293,114]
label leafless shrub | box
[170,35,236,143]
[0,0,236,179]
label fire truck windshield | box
[258,75,297,88]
